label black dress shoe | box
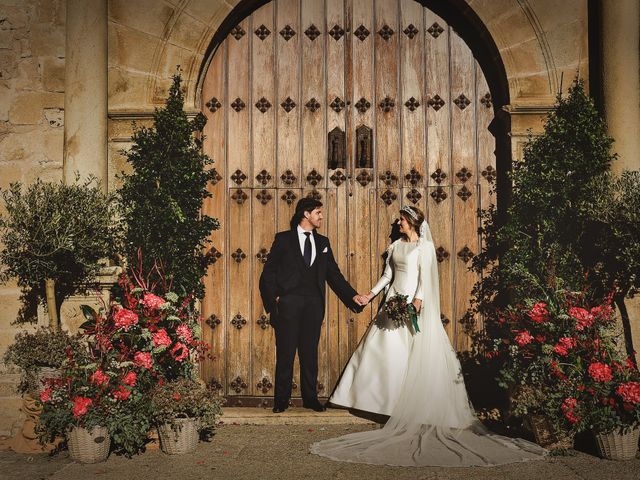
[302,400,326,412]
[272,402,288,413]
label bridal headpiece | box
[400,205,418,221]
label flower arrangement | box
[150,378,223,436]
[36,263,212,456]
[383,294,419,332]
[490,287,640,439]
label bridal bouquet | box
[383,294,420,332]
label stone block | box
[0,375,19,397]
[108,67,149,109]
[544,21,588,71]
[109,22,160,72]
[43,107,63,128]
[509,73,554,99]
[23,162,62,184]
[35,0,65,26]
[0,396,24,437]
[108,0,174,38]
[168,11,207,51]
[8,90,63,125]
[16,57,41,89]
[0,49,18,79]
[0,5,29,30]
[501,38,548,81]
[0,28,13,49]
[42,128,62,162]
[529,0,587,33]
[0,80,10,121]
[41,56,64,92]
[184,0,231,25]
[29,23,64,57]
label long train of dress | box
[311,237,546,467]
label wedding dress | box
[311,224,546,467]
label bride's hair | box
[400,206,425,235]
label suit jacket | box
[259,229,361,325]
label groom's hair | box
[290,198,323,229]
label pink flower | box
[568,307,593,330]
[123,371,137,387]
[152,329,172,347]
[173,392,181,401]
[616,382,640,404]
[515,330,534,346]
[590,304,613,321]
[90,369,109,386]
[527,302,549,323]
[170,342,189,362]
[114,308,139,331]
[176,324,193,344]
[588,362,613,382]
[559,337,577,349]
[40,387,53,403]
[113,385,131,401]
[140,293,166,310]
[553,344,569,356]
[134,351,153,369]
[72,396,93,417]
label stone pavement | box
[0,409,639,480]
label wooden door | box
[201,0,496,406]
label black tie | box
[303,232,312,267]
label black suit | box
[259,228,360,406]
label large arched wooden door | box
[201,0,496,406]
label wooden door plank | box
[424,10,450,188]
[227,188,252,399]
[201,41,227,388]
[251,190,277,396]
[399,0,426,189]
[301,0,326,189]
[251,3,276,189]
[276,0,302,189]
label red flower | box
[113,385,131,401]
[96,333,113,352]
[170,342,189,362]
[152,329,172,347]
[553,344,569,357]
[140,293,166,311]
[72,396,93,417]
[559,337,577,349]
[527,302,549,323]
[616,382,640,404]
[590,304,613,321]
[114,307,139,331]
[561,397,579,424]
[40,387,53,403]
[90,369,109,386]
[535,335,546,343]
[588,362,613,382]
[123,371,137,387]
[568,307,593,330]
[172,392,181,401]
[515,330,534,346]
[626,357,636,370]
[134,351,153,369]
[176,324,193,344]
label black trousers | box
[274,294,324,405]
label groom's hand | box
[353,295,366,306]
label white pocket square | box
[322,247,328,253]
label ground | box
[0,423,639,480]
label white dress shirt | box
[297,225,316,266]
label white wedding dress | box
[311,227,547,467]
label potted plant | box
[0,176,122,328]
[3,327,84,395]
[150,378,222,455]
[490,287,620,450]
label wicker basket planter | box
[594,425,640,461]
[66,426,110,463]
[157,417,200,455]
[527,414,574,450]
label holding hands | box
[353,292,375,306]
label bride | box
[310,205,546,467]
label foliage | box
[3,327,85,394]
[37,262,210,456]
[468,80,617,334]
[118,73,219,300]
[150,378,223,435]
[0,176,122,322]
[489,286,640,438]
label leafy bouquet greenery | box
[383,294,419,332]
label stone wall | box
[0,0,66,436]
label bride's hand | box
[412,298,422,313]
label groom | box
[259,198,364,413]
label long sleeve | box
[370,244,394,296]
[413,258,424,301]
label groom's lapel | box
[289,229,306,272]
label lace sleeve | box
[370,242,395,296]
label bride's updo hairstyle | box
[399,206,425,236]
